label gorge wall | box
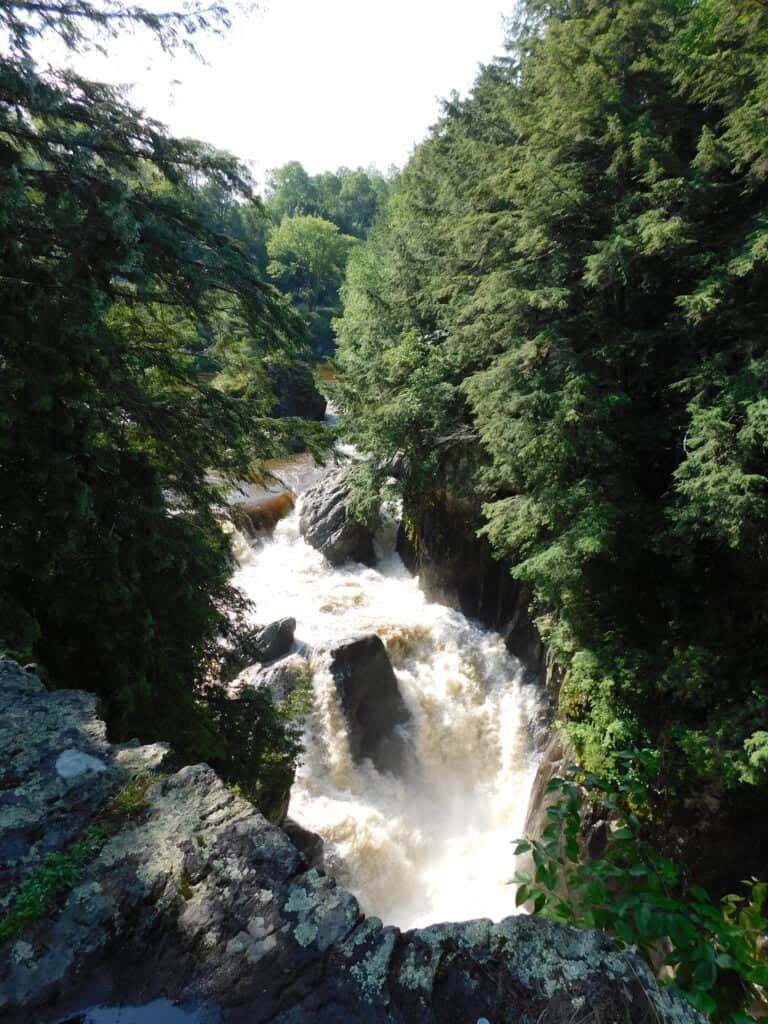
[395,491,562,700]
[394,487,768,898]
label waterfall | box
[232,499,543,930]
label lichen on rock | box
[0,658,704,1024]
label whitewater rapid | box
[231,497,543,930]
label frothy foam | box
[233,505,542,929]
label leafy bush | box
[203,677,313,822]
[514,762,768,1022]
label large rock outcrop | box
[0,658,703,1024]
[327,635,412,776]
[299,468,376,567]
[396,491,565,697]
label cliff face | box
[395,495,565,701]
[0,658,702,1024]
[396,492,768,899]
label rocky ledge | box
[0,658,702,1024]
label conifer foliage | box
[0,0,310,756]
[336,0,768,811]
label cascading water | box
[231,486,544,931]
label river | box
[230,461,544,931]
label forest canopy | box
[0,0,321,795]
[335,0,768,819]
[262,162,391,354]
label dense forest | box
[334,0,768,1004]
[2,0,768,1016]
[336,0,768,813]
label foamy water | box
[232,500,543,930]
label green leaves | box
[267,214,357,311]
[0,825,107,942]
[513,766,768,1023]
[0,0,321,806]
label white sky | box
[47,0,510,187]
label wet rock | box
[327,635,411,776]
[299,469,376,567]
[226,620,297,678]
[232,654,310,704]
[0,660,703,1024]
[523,729,576,846]
[252,618,296,663]
[282,818,325,873]
[233,492,294,536]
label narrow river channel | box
[230,459,544,931]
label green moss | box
[178,872,194,902]
[0,825,106,943]
[0,770,164,944]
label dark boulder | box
[299,469,376,567]
[282,817,325,873]
[252,618,296,663]
[266,359,327,422]
[220,618,297,684]
[328,635,411,775]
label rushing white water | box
[231,496,544,931]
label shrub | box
[513,761,768,1022]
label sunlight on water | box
[232,498,543,930]
[57,1000,219,1024]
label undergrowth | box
[513,759,768,1022]
[0,773,158,943]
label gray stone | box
[252,618,296,663]
[232,654,309,704]
[115,741,175,775]
[0,659,703,1024]
[327,635,412,776]
[220,619,297,683]
[0,658,121,897]
[299,469,376,567]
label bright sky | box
[50,1,510,187]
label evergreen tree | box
[336,0,768,827]
[0,0,318,769]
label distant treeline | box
[199,162,392,356]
